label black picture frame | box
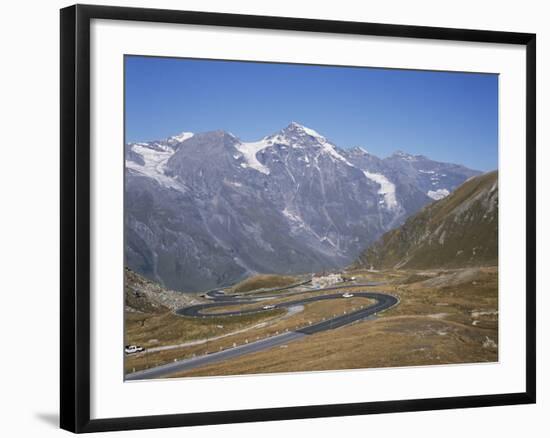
[60,4,536,433]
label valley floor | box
[124,266,498,379]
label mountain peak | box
[262,122,323,148]
[287,121,307,130]
[168,131,194,144]
[280,121,325,139]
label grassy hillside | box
[354,171,498,270]
[231,274,299,293]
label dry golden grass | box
[124,309,284,373]
[125,292,374,374]
[171,314,496,377]
[166,267,498,378]
[231,274,299,293]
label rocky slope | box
[125,268,203,313]
[354,171,498,270]
[125,122,480,291]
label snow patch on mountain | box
[235,139,271,175]
[225,180,243,188]
[168,131,194,144]
[362,170,398,209]
[267,134,291,147]
[354,147,369,155]
[282,207,306,228]
[320,141,354,166]
[300,124,324,138]
[126,144,186,191]
[320,236,337,247]
[427,188,450,200]
[298,124,354,166]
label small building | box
[312,273,343,289]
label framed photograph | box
[60,4,536,433]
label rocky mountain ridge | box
[125,122,480,291]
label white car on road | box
[342,293,354,298]
[125,345,144,354]
[262,304,276,310]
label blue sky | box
[125,56,498,171]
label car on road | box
[125,345,144,354]
[342,293,354,298]
[262,304,276,310]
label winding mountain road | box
[126,284,398,381]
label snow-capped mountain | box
[125,122,480,291]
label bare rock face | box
[125,122,480,291]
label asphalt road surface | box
[203,281,384,302]
[126,285,398,381]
